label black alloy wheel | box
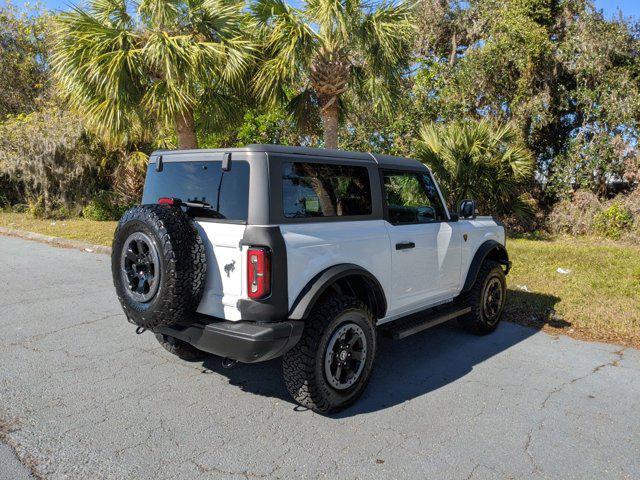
[323,322,368,390]
[120,231,161,303]
[482,276,504,325]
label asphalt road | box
[0,235,639,480]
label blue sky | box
[3,0,640,19]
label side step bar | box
[381,305,471,340]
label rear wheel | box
[155,333,207,362]
[458,260,507,334]
[282,295,376,414]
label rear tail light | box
[158,197,180,206]
[247,247,271,299]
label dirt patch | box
[0,416,46,480]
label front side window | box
[282,162,372,218]
[383,171,446,224]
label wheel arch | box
[461,240,510,293]
[288,264,387,321]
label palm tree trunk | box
[321,101,339,149]
[449,32,458,66]
[175,109,198,149]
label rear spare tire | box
[111,204,206,329]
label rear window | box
[142,160,249,221]
[282,162,372,218]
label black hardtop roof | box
[151,144,427,171]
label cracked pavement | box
[1,235,639,479]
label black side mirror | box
[459,199,476,219]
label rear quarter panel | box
[280,220,391,311]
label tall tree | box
[0,3,49,116]
[51,0,254,149]
[413,0,640,201]
[252,0,414,149]
[0,98,102,213]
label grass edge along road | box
[1,211,638,348]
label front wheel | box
[458,260,507,334]
[282,295,377,414]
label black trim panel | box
[237,226,289,322]
[288,263,387,320]
[157,318,304,363]
[462,240,510,292]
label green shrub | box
[26,199,74,219]
[548,190,601,236]
[0,191,8,210]
[27,199,46,218]
[82,192,129,221]
[11,204,28,213]
[82,200,112,221]
[594,202,634,240]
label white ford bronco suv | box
[111,145,510,413]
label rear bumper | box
[156,318,304,363]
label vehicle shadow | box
[201,290,562,417]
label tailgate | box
[195,221,246,320]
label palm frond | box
[251,6,315,104]
[52,0,254,146]
[359,1,414,68]
[305,0,350,43]
[286,88,319,133]
[137,0,180,27]
[414,119,536,220]
[251,0,291,26]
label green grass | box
[506,236,640,347]
[0,212,117,246]
[1,212,639,347]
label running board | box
[381,305,471,340]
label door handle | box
[395,241,415,250]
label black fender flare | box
[288,264,387,320]
[461,240,511,293]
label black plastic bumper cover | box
[157,319,304,363]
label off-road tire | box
[111,204,206,329]
[282,295,377,414]
[155,333,207,361]
[458,260,506,334]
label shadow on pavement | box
[200,290,561,417]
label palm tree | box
[415,120,535,220]
[52,0,254,149]
[251,0,414,149]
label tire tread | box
[458,260,505,334]
[282,295,374,413]
[111,204,206,329]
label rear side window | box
[282,162,372,218]
[142,160,250,221]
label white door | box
[382,170,458,315]
[435,221,462,294]
[385,222,440,313]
